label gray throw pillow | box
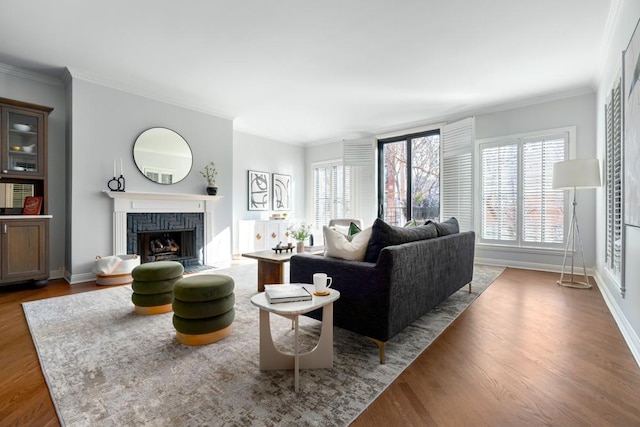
[429,217,459,236]
[364,218,438,263]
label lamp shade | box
[552,158,601,189]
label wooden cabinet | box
[0,97,52,287]
[0,218,50,286]
[239,220,290,253]
[1,99,50,180]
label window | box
[605,77,623,288]
[313,161,351,229]
[479,131,567,248]
[378,130,440,226]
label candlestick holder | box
[107,174,126,192]
[118,174,126,192]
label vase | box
[206,186,217,196]
[296,241,305,253]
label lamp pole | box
[558,187,591,288]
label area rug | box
[23,263,504,427]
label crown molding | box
[66,67,235,121]
[593,0,624,86]
[0,62,64,87]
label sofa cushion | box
[364,218,437,263]
[323,225,372,261]
[430,217,460,236]
[330,221,361,237]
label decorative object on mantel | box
[107,159,126,192]
[200,161,218,195]
[288,220,312,252]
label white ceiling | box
[0,0,614,145]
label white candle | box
[120,158,123,176]
[113,160,116,177]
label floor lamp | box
[552,158,601,289]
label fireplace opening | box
[138,229,196,264]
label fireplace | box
[127,213,204,268]
[103,190,221,273]
[138,229,196,263]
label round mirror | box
[133,128,193,184]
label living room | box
[1,0,640,425]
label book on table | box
[264,284,312,304]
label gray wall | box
[68,77,233,282]
[475,93,597,270]
[596,0,640,361]
[0,68,67,278]
[306,93,597,272]
[232,131,305,254]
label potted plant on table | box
[288,221,313,253]
[200,162,218,195]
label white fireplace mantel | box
[102,190,222,264]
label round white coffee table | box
[250,285,340,392]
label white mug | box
[313,273,333,293]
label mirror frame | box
[132,127,193,185]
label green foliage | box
[288,221,312,241]
[200,161,218,185]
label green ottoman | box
[172,274,235,345]
[131,261,184,315]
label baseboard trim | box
[68,272,96,285]
[474,257,596,276]
[593,270,640,369]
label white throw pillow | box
[323,225,372,261]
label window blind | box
[314,162,352,229]
[479,131,567,247]
[521,138,565,244]
[314,166,331,227]
[441,117,474,231]
[481,144,517,241]
[605,76,623,294]
[344,138,375,226]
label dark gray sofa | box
[290,219,475,363]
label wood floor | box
[353,268,640,426]
[1,268,639,426]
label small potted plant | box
[200,161,218,195]
[288,221,313,252]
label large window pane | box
[379,130,440,226]
[382,140,407,225]
[411,135,440,222]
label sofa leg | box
[468,282,472,293]
[367,337,386,364]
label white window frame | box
[475,126,575,251]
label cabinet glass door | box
[6,110,41,175]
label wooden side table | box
[242,247,324,292]
[250,286,340,392]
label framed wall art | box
[248,170,270,211]
[272,173,291,211]
[624,18,640,228]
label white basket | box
[94,254,140,286]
